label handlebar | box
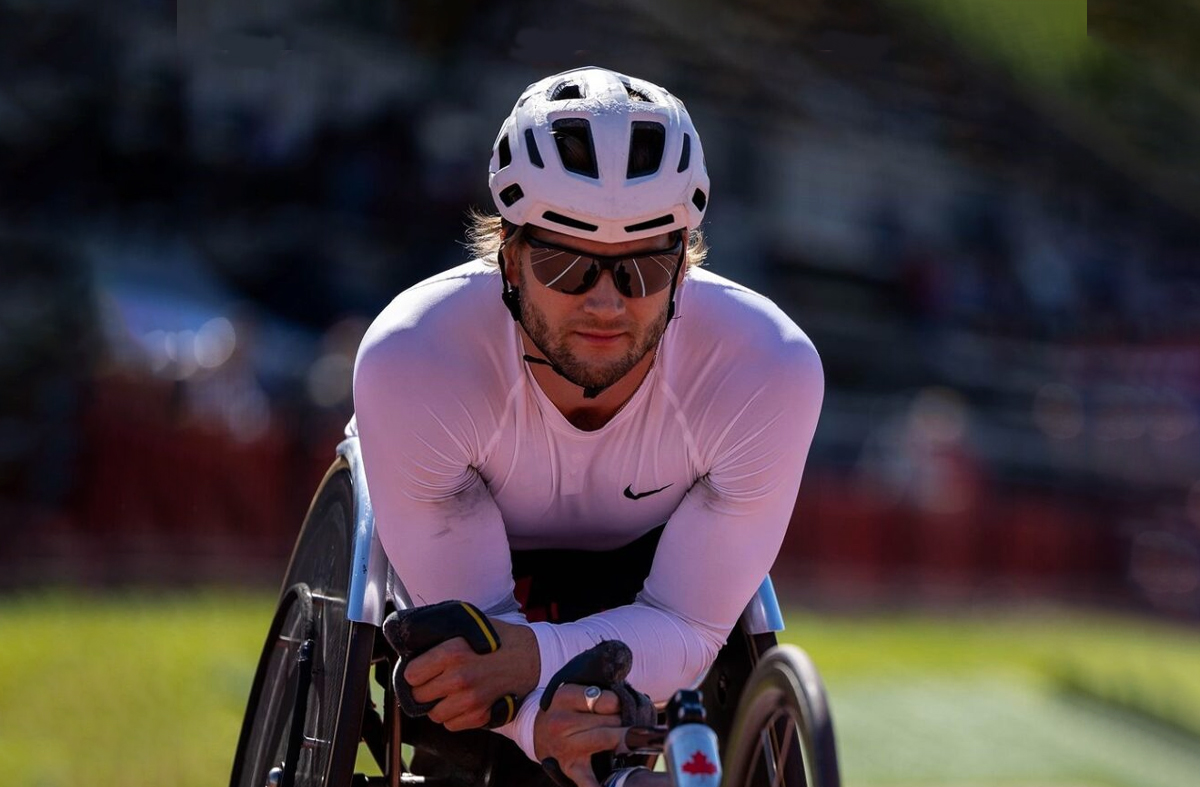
[608,690,722,787]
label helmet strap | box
[666,273,679,322]
[664,238,687,323]
[522,354,605,399]
[498,247,522,322]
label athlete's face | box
[508,228,683,392]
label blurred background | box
[2,0,1200,785]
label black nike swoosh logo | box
[623,483,673,500]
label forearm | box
[528,600,726,703]
[490,602,725,763]
[493,687,544,762]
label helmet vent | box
[524,129,544,168]
[624,214,674,233]
[497,134,512,169]
[627,122,665,178]
[551,82,584,101]
[621,80,651,102]
[677,134,691,173]
[692,189,707,212]
[551,119,599,179]
[499,184,524,207]
[543,211,599,232]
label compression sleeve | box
[353,329,520,615]
[355,321,547,757]
[525,338,824,712]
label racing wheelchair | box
[230,437,841,787]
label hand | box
[534,684,625,787]
[402,618,540,731]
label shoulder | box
[672,267,822,387]
[354,260,512,398]
[664,269,824,466]
[360,260,501,350]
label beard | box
[517,267,670,392]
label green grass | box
[3,592,1200,787]
[782,609,1200,787]
[0,591,271,787]
[786,608,1200,687]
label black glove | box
[539,640,656,787]
[381,600,518,728]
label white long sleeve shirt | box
[351,260,823,759]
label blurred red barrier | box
[59,372,342,584]
[778,470,1125,604]
[11,372,1127,597]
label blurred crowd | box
[1,0,1197,613]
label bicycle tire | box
[231,462,375,787]
[720,645,841,787]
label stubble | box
[517,265,668,391]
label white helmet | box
[488,67,710,243]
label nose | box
[582,270,626,315]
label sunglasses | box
[524,234,684,298]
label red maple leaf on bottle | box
[682,750,718,776]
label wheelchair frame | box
[232,435,834,787]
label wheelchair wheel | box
[699,626,778,760]
[720,645,841,787]
[230,583,316,787]
[231,462,376,787]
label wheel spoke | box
[771,715,797,787]
[758,713,779,785]
[312,592,348,609]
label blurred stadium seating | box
[1,0,1197,617]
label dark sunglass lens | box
[612,263,638,298]
[530,239,679,297]
[629,254,676,296]
[568,262,601,295]
[531,248,584,291]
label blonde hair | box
[463,206,709,269]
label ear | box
[506,253,522,289]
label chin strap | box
[500,249,523,322]
[665,264,680,323]
[521,353,606,399]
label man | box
[352,66,823,787]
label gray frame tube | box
[741,575,785,634]
[339,437,411,624]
